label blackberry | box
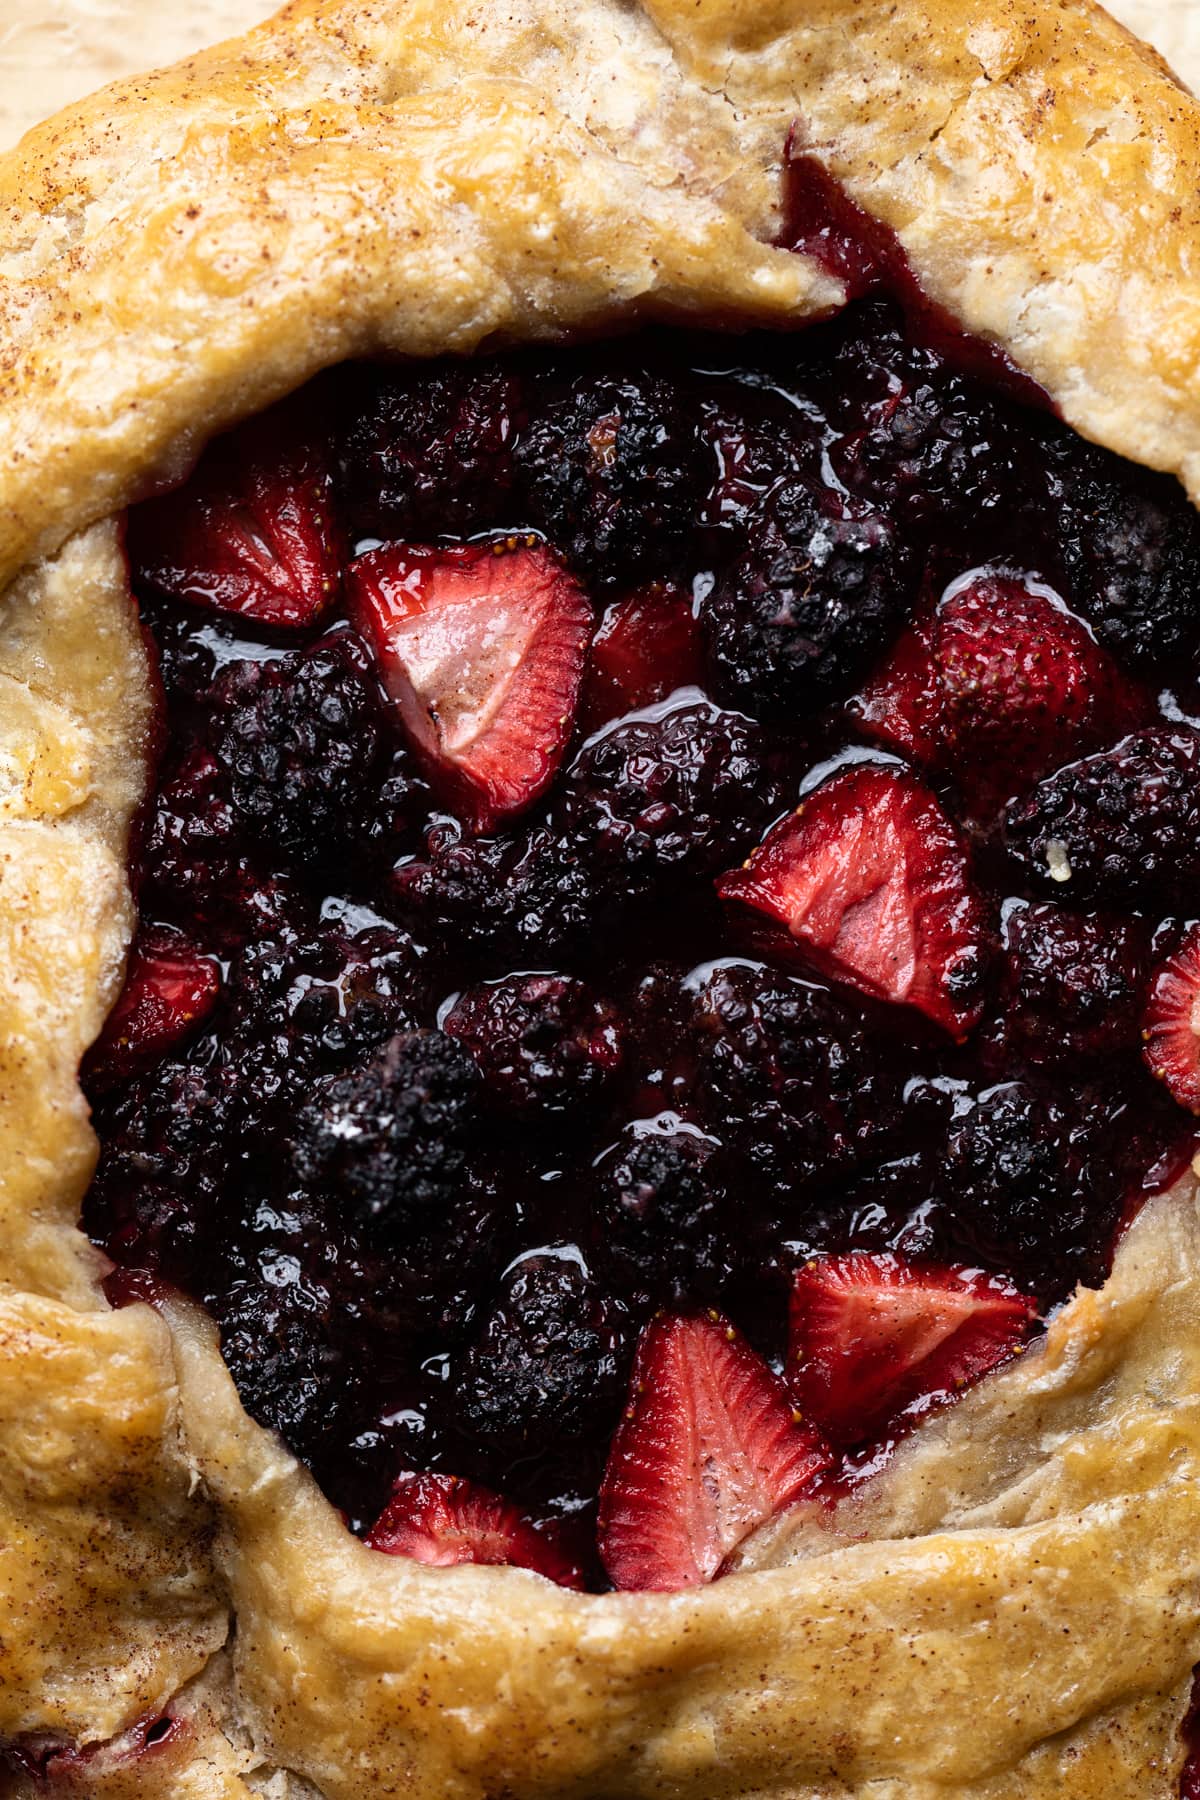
[399,708,777,959]
[394,825,598,961]
[289,1030,485,1240]
[359,745,433,870]
[84,1053,241,1284]
[338,361,523,537]
[141,749,298,938]
[681,963,901,1207]
[445,974,624,1114]
[212,924,430,1141]
[515,367,708,582]
[207,638,384,864]
[211,1209,351,1450]
[453,1257,628,1452]
[1004,728,1200,909]
[944,1080,1127,1277]
[1058,442,1200,670]
[227,924,427,1079]
[694,391,815,549]
[703,480,913,719]
[553,701,782,885]
[997,904,1148,1064]
[591,1123,731,1298]
[139,594,240,706]
[370,1189,511,1340]
[820,302,1027,535]
[208,1192,495,1465]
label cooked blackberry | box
[141,749,299,938]
[695,391,814,548]
[680,963,902,1207]
[591,1124,731,1298]
[399,705,773,957]
[453,1257,629,1452]
[1059,442,1200,669]
[359,745,433,869]
[997,904,1148,1064]
[394,825,598,960]
[820,302,1026,534]
[226,924,428,1104]
[944,1081,1128,1277]
[445,974,624,1114]
[1004,728,1200,909]
[515,368,708,582]
[375,1192,513,1340]
[211,1208,351,1450]
[553,702,782,884]
[398,707,777,958]
[338,361,523,536]
[142,749,237,892]
[289,1030,485,1240]
[207,638,384,863]
[703,480,914,718]
[208,1194,493,1462]
[85,1053,241,1284]
[804,1144,955,1263]
[138,594,234,705]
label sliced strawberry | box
[85,929,219,1088]
[1142,924,1200,1113]
[788,1253,1037,1447]
[365,1471,585,1589]
[348,538,592,831]
[580,583,704,731]
[849,602,942,764]
[717,762,992,1038]
[597,1311,830,1592]
[128,395,342,630]
[850,573,1152,816]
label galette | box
[3,1,1200,1796]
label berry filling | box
[82,271,1200,1594]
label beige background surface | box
[1115,0,1200,75]
[0,0,1197,150]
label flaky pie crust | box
[4,1,1200,1794]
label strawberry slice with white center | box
[85,929,220,1089]
[366,1471,586,1589]
[128,395,342,629]
[1142,924,1200,1112]
[788,1253,1037,1447]
[348,538,592,831]
[597,1311,830,1592]
[717,762,992,1039]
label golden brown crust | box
[4,2,1200,1796]
[0,524,225,1759]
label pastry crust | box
[4,2,1200,1795]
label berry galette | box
[4,1,1200,1797]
